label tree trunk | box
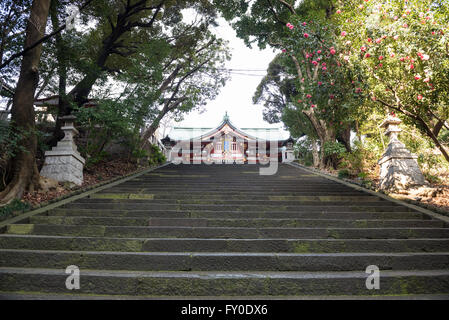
[0,0,51,204]
[420,118,449,163]
[311,139,319,167]
[337,125,351,153]
[141,109,167,151]
[302,109,336,169]
[49,0,68,146]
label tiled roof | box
[167,114,288,141]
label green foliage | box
[74,98,144,165]
[334,0,449,162]
[424,172,441,184]
[0,120,27,159]
[0,199,31,220]
[294,137,315,166]
[0,120,29,189]
[148,144,166,166]
[323,141,346,158]
[338,169,350,178]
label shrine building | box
[161,112,295,164]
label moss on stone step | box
[6,224,34,235]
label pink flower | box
[367,38,372,43]
[403,23,408,28]
[344,55,350,61]
[318,81,322,86]
[420,54,430,61]
[336,9,341,14]
[341,31,347,37]
[282,49,286,53]
[390,53,395,58]
[409,64,414,70]
[322,66,327,71]
[311,104,316,108]
[330,47,336,55]
[378,55,384,60]
[361,46,367,52]
[304,33,309,38]
[298,99,302,103]
[302,22,307,26]
[423,77,430,83]
[306,94,312,98]
[375,38,382,44]
[400,57,405,62]
[364,53,371,58]
[330,94,335,99]
[322,62,326,66]
[317,50,322,54]
[393,35,399,40]
[415,75,422,80]
[312,60,318,66]
[417,95,423,100]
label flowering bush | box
[333,0,449,162]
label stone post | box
[285,138,295,163]
[161,135,174,162]
[40,115,85,186]
[378,115,426,191]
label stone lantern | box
[161,135,174,161]
[40,115,85,186]
[378,115,426,191]
[282,136,295,162]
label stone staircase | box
[1,163,448,298]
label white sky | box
[171,18,290,139]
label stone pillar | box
[285,141,295,162]
[378,115,426,191]
[40,115,85,186]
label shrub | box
[148,144,166,166]
[338,169,350,179]
[323,141,346,158]
[0,199,31,221]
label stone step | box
[1,235,448,253]
[7,224,449,239]
[88,194,382,202]
[1,249,448,271]
[28,216,445,228]
[61,203,412,212]
[97,190,370,196]
[2,292,449,300]
[45,209,426,220]
[101,186,366,192]
[1,268,448,296]
[1,163,447,298]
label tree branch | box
[0,0,94,71]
